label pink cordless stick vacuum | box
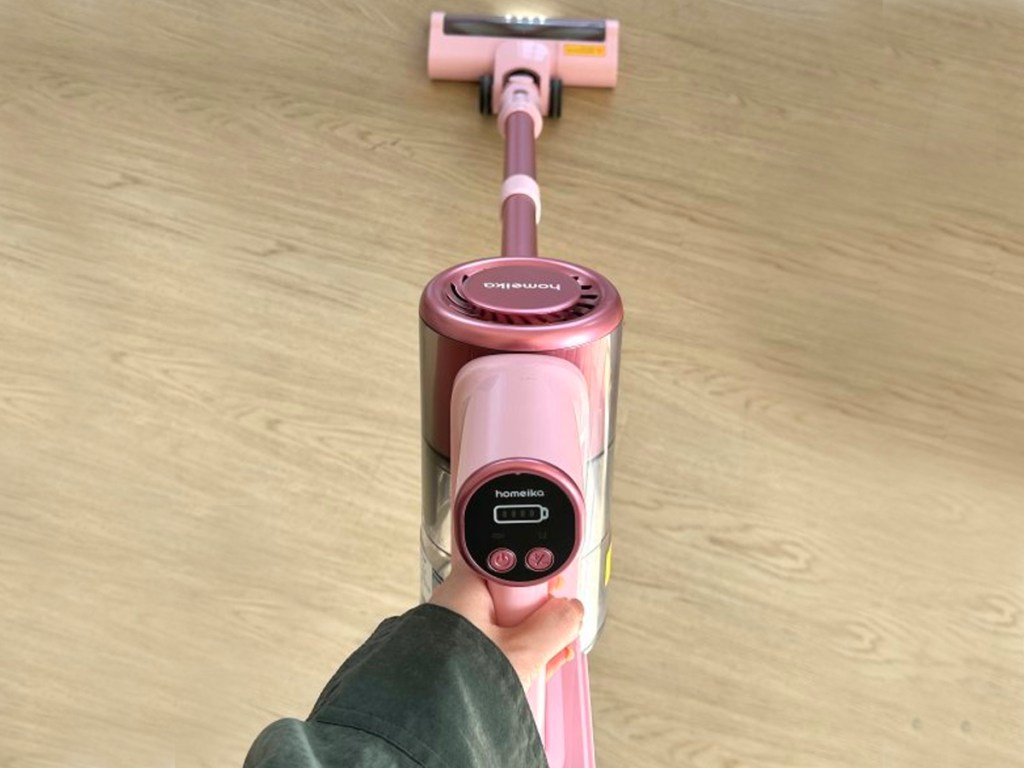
[419,13,622,768]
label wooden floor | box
[2,1,1023,766]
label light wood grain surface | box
[2,1,1023,766]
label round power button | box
[487,548,517,573]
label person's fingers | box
[545,645,576,681]
[504,597,584,676]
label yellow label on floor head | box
[604,543,613,586]
[564,43,606,57]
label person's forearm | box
[245,605,547,768]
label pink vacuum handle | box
[450,354,587,493]
[490,566,595,768]
[544,560,597,768]
[450,354,596,765]
[545,638,596,768]
[490,581,550,735]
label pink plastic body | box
[419,257,624,462]
[428,12,620,106]
[450,354,596,767]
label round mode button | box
[525,547,555,572]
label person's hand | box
[430,552,584,689]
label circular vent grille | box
[446,273,601,325]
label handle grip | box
[545,640,595,768]
[450,354,594,765]
[490,579,596,768]
[489,581,550,735]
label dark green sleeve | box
[244,604,547,768]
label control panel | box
[460,470,578,584]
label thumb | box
[503,598,584,681]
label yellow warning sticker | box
[604,543,613,586]
[564,43,606,57]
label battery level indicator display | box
[494,504,549,524]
